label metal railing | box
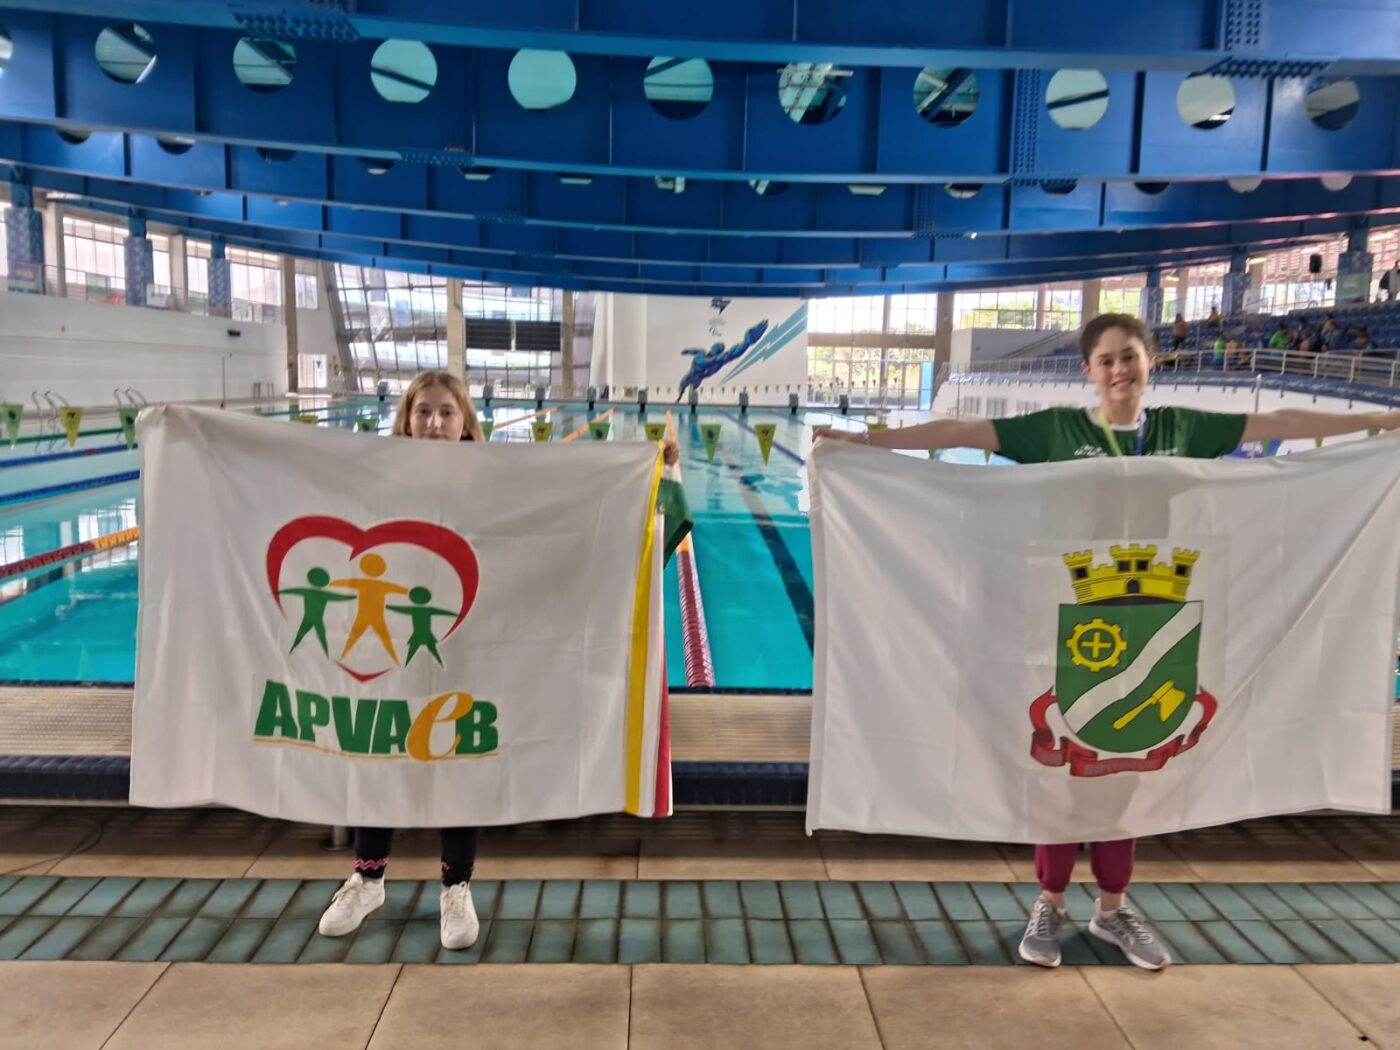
[940,346,1400,391]
[0,266,282,324]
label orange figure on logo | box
[332,553,410,663]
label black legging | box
[353,826,479,886]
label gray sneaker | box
[1018,895,1066,968]
[1089,903,1172,970]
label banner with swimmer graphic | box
[132,405,670,825]
[807,438,1400,843]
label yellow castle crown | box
[1063,545,1198,604]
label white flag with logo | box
[807,437,1400,843]
[132,405,669,826]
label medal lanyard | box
[1098,412,1147,458]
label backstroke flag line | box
[807,438,1400,843]
[132,406,669,826]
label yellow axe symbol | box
[1112,680,1187,731]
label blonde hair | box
[391,370,486,443]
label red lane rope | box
[0,526,140,581]
[663,410,715,688]
[676,546,716,688]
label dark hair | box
[1079,313,1153,363]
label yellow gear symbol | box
[1067,618,1127,673]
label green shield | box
[1055,602,1201,754]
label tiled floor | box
[5,808,1400,883]
[2,808,1400,1047]
[0,962,1396,1049]
[4,874,1400,966]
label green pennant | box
[60,406,84,448]
[295,414,318,425]
[700,422,722,462]
[929,449,940,460]
[589,420,611,441]
[1314,436,1325,448]
[984,448,994,463]
[481,420,494,440]
[754,422,777,465]
[118,407,139,449]
[355,417,377,432]
[644,421,667,442]
[1369,428,1381,439]
[1,403,21,447]
[867,422,888,433]
[532,420,554,442]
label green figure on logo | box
[279,567,355,656]
[387,587,458,667]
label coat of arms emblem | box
[1029,546,1218,776]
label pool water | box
[1,399,907,690]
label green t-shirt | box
[991,406,1247,464]
[1268,329,1291,349]
[658,477,692,563]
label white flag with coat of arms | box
[807,437,1400,843]
[131,405,670,826]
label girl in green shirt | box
[817,313,1400,970]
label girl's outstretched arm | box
[814,418,999,452]
[1241,408,1400,442]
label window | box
[807,295,883,334]
[229,246,282,306]
[150,233,171,290]
[953,287,1038,329]
[1100,274,1144,319]
[1044,285,1083,331]
[462,282,556,321]
[294,272,318,309]
[888,293,937,334]
[62,215,127,293]
[1180,262,1227,321]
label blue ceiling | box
[1,0,1399,295]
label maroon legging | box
[1035,838,1135,896]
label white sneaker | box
[439,883,479,950]
[317,872,386,937]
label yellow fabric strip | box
[623,448,665,814]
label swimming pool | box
[0,398,918,690]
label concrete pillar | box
[1247,257,1265,312]
[280,255,297,393]
[208,236,231,318]
[933,291,954,380]
[1141,270,1164,325]
[1081,279,1102,324]
[4,183,46,294]
[446,277,465,381]
[169,233,188,307]
[1035,286,1048,329]
[559,290,575,394]
[39,190,64,297]
[1336,227,1373,304]
[124,215,153,307]
[1221,251,1249,317]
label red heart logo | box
[266,516,480,683]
